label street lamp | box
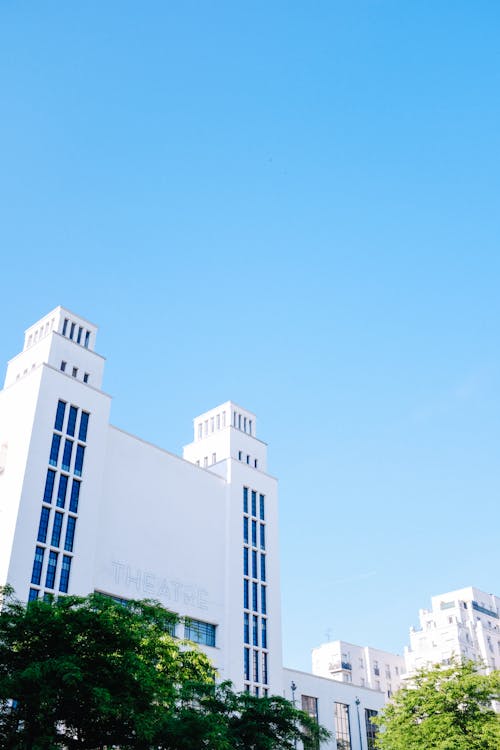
[290,682,298,750]
[355,697,364,750]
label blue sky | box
[1,2,499,671]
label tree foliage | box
[374,660,500,750]
[0,587,329,750]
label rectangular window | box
[365,710,378,750]
[83,373,89,384]
[246,454,250,464]
[244,648,250,681]
[210,416,214,432]
[198,423,203,439]
[54,400,66,431]
[260,554,266,582]
[77,326,83,344]
[49,434,61,466]
[62,440,73,472]
[69,322,76,339]
[243,517,249,543]
[51,511,64,547]
[243,579,249,609]
[249,419,252,435]
[334,703,351,750]
[252,581,258,611]
[69,479,81,513]
[262,652,268,684]
[252,520,257,547]
[212,452,216,464]
[31,547,45,585]
[184,619,216,647]
[243,417,247,431]
[67,406,78,437]
[253,614,259,646]
[72,367,78,378]
[253,649,259,682]
[28,588,39,602]
[262,617,267,648]
[74,444,85,477]
[252,549,258,578]
[84,330,90,348]
[37,507,51,543]
[302,695,318,721]
[78,412,89,442]
[238,450,242,461]
[259,494,265,520]
[251,490,257,517]
[43,469,56,503]
[216,414,220,429]
[59,554,72,593]
[243,486,248,513]
[261,585,267,614]
[45,550,58,589]
[62,318,69,336]
[260,524,265,549]
[243,547,249,576]
[244,612,250,644]
[65,516,76,552]
[60,361,67,372]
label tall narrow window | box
[252,520,257,547]
[60,361,67,372]
[253,615,259,646]
[45,551,58,589]
[244,417,247,432]
[83,373,89,384]
[262,617,267,648]
[252,550,258,579]
[243,517,248,544]
[78,412,89,442]
[243,579,249,609]
[69,322,76,339]
[365,709,378,750]
[54,400,66,431]
[253,649,259,682]
[69,479,81,513]
[65,516,76,552]
[244,613,250,644]
[67,406,78,437]
[37,507,51,543]
[62,440,73,472]
[260,554,266,582]
[28,588,39,601]
[72,367,78,378]
[84,330,90,348]
[260,524,266,549]
[251,491,257,516]
[31,547,45,585]
[243,487,248,513]
[243,547,249,576]
[59,555,72,593]
[74,445,85,477]
[238,414,242,429]
[51,512,64,547]
[259,494,265,520]
[262,651,268,684]
[77,326,83,344]
[198,423,203,440]
[244,648,250,681]
[43,470,56,503]
[62,318,69,336]
[252,582,258,611]
[49,434,61,467]
[334,703,351,750]
[249,419,252,435]
[261,585,267,614]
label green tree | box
[374,660,500,750]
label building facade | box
[0,306,386,748]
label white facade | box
[312,640,406,698]
[0,306,386,749]
[405,586,500,675]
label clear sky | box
[1,2,499,671]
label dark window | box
[184,619,216,647]
[37,507,51,543]
[43,470,56,503]
[252,582,258,611]
[74,444,85,477]
[260,553,266,581]
[252,549,258,578]
[62,440,73,472]
[84,330,90,348]
[78,412,89,442]
[259,494,265,520]
[45,550,58,589]
[243,547,249,575]
[243,517,248,543]
[244,612,249,643]
[54,400,66,431]
[244,648,250,680]
[83,373,89,383]
[261,585,267,614]
[253,649,259,682]
[262,651,268,684]
[365,709,378,750]
[69,479,81,513]
[69,322,75,339]
[60,361,67,372]
[64,516,76,552]
[243,579,249,609]
[51,511,64,547]
[262,617,267,648]
[253,614,259,646]
[59,555,72,593]
[334,703,351,750]
[77,326,83,344]
[246,454,250,464]
[49,434,61,467]
[62,318,69,336]
[251,490,257,516]
[67,406,78,437]
[31,547,45,585]
[302,695,318,721]
[260,524,265,549]
[28,588,39,602]
[72,367,78,378]
[243,486,248,513]
[252,520,257,546]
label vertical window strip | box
[244,613,250,644]
[56,474,69,508]
[64,517,76,552]
[28,588,39,602]
[31,547,45,585]
[59,555,72,593]
[252,582,258,611]
[262,617,267,648]
[78,412,89,442]
[244,648,250,681]
[37,507,51,543]
[54,400,66,431]
[260,523,265,549]
[45,551,58,589]
[243,517,249,543]
[243,547,249,576]
[243,579,249,609]
[260,553,266,582]
[259,494,265,520]
[74,444,85,477]
[62,439,73,472]
[262,652,268,684]
[251,519,257,546]
[69,480,81,513]
[49,434,61,467]
[261,585,267,614]
[43,470,56,503]
[252,615,259,646]
[251,490,257,517]
[67,406,78,437]
[51,512,64,547]
[243,486,248,513]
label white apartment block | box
[405,586,500,675]
[0,306,385,750]
[312,640,406,698]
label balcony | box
[328,661,352,673]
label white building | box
[405,586,500,675]
[0,306,386,748]
[312,640,406,698]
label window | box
[62,440,73,472]
[45,550,58,589]
[84,330,90,348]
[59,555,72,593]
[216,414,220,429]
[62,318,69,336]
[51,511,64,547]
[74,445,85,477]
[246,454,250,464]
[222,411,226,427]
[198,423,203,439]
[54,400,66,431]
[65,516,76,552]
[365,709,378,750]
[244,417,247,431]
[69,479,81,513]
[238,414,242,430]
[69,322,76,339]
[243,517,249,543]
[262,617,267,648]
[72,367,78,378]
[262,652,268,684]
[252,549,258,578]
[60,361,67,372]
[260,553,266,581]
[261,585,267,614]
[243,547,249,575]
[28,588,39,602]
[259,494,265,520]
[78,412,89,442]
[184,619,216,647]
[253,614,259,646]
[334,703,351,750]
[243,579,249,609]
[83,373,89,384]
[251,490,257,516]
[238,451,242,461]
[253,649,259,682]
[260,524,265,549]
[204,420,208,436]
[244,648,250,680]
[49,434,61,466]
[203,456,208,468]
[77,326,83,344]
[43,470,56,503]
[252,582,258,611]
[210,417,214,432]
[249,419,252,434]
[67,406,78,437]
[252,520,257,546]
[212,453,216,464]
[302,695,318,721]
[243,486,248,513]
[37,507,51,543]
[254,458,258,468]
[244,613,250,644]
[31,547,45,585]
